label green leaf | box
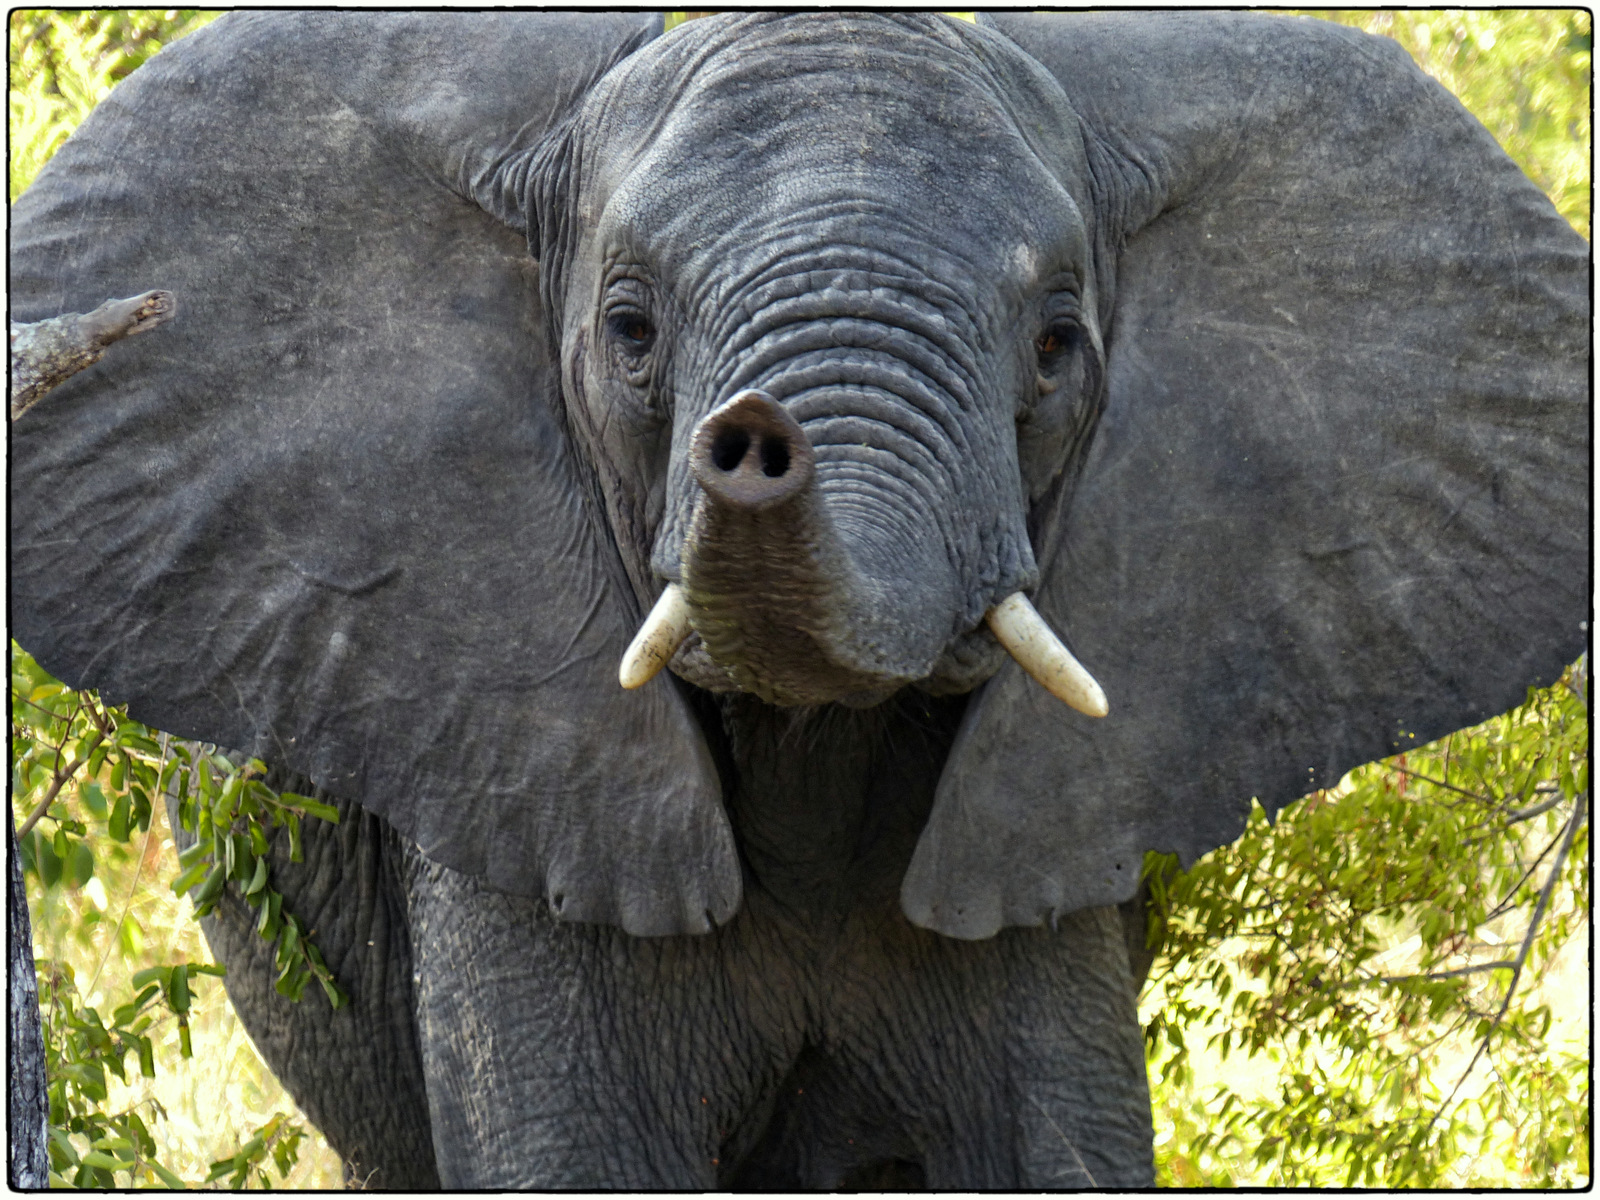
[131,785,152,832]
[108,793,131,842]
[170,859,209,898]
[244,854,269,897]
[48,1127,80,1168]
[68,839,94,888]
[257,889,281,941]
[131,965,171,991]
[189,864,227,909]
[86,739,110,778]
[112,984,158,1026]
[318,972,349,1010]
[283,792,340,824]
[35,831,63,887]
[168,963,190,1015]
[79,780,108,817]
[215,773,242,824]
[148,1161,186,1189]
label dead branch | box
[9,289,175,420]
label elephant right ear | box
[906,13,1589,938]
[10,12,741,936]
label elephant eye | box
[1036,321,1081,364]
[608,311,655,352]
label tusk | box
[619,584,693,689]
[986,592,1109,718]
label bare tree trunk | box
[9,287,175,1186]
[9,290,175,419]
[9,827,49,1189]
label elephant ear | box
[906,13,1590,938]
[10,11,741,936]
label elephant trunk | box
[678,389,909,706]
[619,389,1110,716]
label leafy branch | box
[1144,662,1589,1187]
[12,643,346,1186]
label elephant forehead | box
[587,13,1086,272]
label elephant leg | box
[400,845,797,1188]
[176,782,437,1189]
[810,902,1153,1189]
[999,907,1155,1188]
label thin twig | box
[1423,791,1587,1138]
[86,733,170,998]
[1026,1093,1097,1187]
[16,752,90,838]
[11,694,82,721]
[1390,766,1495,806]
[1504,794,1565,824]
[49,700,77,771]
[1350,961,1516,988]
[1482,825,1569,924]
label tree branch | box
[1424,791,1588,1136]
[9,289,175,419]
[1504,794,1565,824]
[15,753,90,839]
[1389,765,1495,806]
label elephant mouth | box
[621,389,1108,716]
[664,619,1010,708]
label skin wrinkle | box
[698,270,987,425]
[691,233,985,346]
[719,302,981,408]
[696,241,976,349]
[802,405,958,493]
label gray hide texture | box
[6,10,1590,1187]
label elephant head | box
[531,16,1111,720]
[10,13,1589,942]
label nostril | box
[711,429,751,473]
[690,389,814,511]
[759,437,790,479]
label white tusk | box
[619,584,694,689]
[985,592,1109,718]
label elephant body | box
[12,11,1587,1189]
[200,695,1152,1187]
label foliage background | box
[9,8,1590,1189]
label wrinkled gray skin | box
[9,11,1588,1190]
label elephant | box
[9,10,1588,1189]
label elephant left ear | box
[10,12,740,937]
[906,13,1590,939]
